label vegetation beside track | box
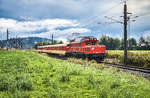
[0,50,150,97]
[106,50,150,68]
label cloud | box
[143,30,150,38]
[21,28,91,43]
[0,0,97,19]
[128,0,150,14]
[0,0,150,41]
[0,18,78,32]
[0,0,126,20]
[0,18,91,43]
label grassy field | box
[106,50,150,67]
[0,50,150,98]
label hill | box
[0,37,52,49]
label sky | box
[0,0,150,43]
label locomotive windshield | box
[86,41,91,45]
[86,41,97,45]
[92,41,96,45]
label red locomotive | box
[37,36,106,61]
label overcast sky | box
[0,0,150,42]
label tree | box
[138,37,146,50]
[128,38,137,50]
[99,35,121,50]
[120,38,124,50]
[34,42,43,49]
[43,41,51,45]
[139,37,145,46]
[107,37,113,50]
[53,40,57,44]
[58,40,64,44]
[145,36,150,50]
[113,38,121,50]
[137,36,150,50]
[99,35,109,49]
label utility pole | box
[18,37,21,49]
[0,29,1,47]
[16,35,18,49]
[6,29,9,50]
[52,34,53,45]
[0,28,1,47]
[98,1,135,65]
[124,1,128,65]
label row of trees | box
[99,35,150,50]
[34,35,150,50]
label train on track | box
[37,36,106,61]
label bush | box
[60,74,70,82]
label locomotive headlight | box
[92,47,94,50]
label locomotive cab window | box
[92,41,96,45]
[86,41,91,45]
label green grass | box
[106,50,150,67]
[0,50,150,98]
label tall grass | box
[0,50,150,97]
[106,50,150,67]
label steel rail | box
[102,62,150,74]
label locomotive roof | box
[70,36,97,43]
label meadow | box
[106,50,150,67]
[0,50,150,98]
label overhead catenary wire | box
[104,16,123,24]
[78,1,124,28]
[127,1,150,20]
[135,11,150,19]
[80,0,124,23]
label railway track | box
[103,62,150,73]
[101,62,150,80]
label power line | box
[80,0,124,23]
[104,16,123,24]
[78,1,124,28]
[137,12,150,18]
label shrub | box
[60,74,70,82]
